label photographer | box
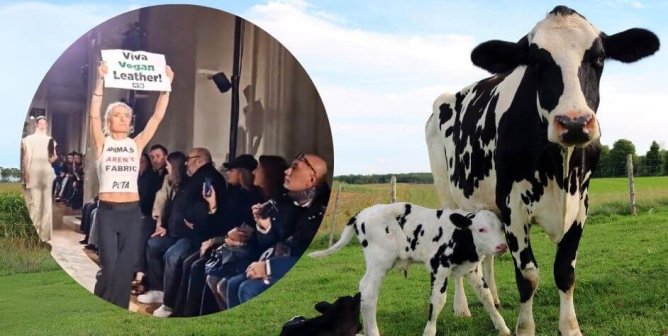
[223,153,330,308]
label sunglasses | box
[294,153,317,177]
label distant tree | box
[335,172,434,184]
[664,150,668,175]
[636,155,647,176]
[1,168,10,182]
[10,168,21,180]
[594,145,611,177]
[609,139,636,177]
[645,141,664,176]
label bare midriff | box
[98,192,140,203]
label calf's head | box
[471,5,659,148]
[450,210,507,257]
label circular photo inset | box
[20,4,333,316]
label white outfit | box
[22,132,56,242]
[96,136,140,193]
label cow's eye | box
[478,228,487,233]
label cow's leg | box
[424,267,451,336]
[359,249,394,336]
[482,255,501,308]
[453,275,471,317]
[465,267,511,335]
[505,205,538,336]
[554,216,585,335]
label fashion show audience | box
[68,146,329,315]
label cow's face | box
[451,210,507,257]
[471,5,659,148]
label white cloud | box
[245,0,489,174]
[244,1,667,174]
[0,1,131,167]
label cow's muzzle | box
[554,113,597,146]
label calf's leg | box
[359,249,394,336]
[465,268,511,336]
[423,268,451,336]
[453,276,472,316]
[482,255,501,308]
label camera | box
[259,199,278,219]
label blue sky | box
[1,0,666,174]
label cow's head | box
[471,5,659,148]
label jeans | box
[145,235,194,308]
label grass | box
[0,179,667,335]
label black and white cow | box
[425,5,659,336]
[310,203,510,336]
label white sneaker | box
[137,290,164,304]
[152,304,173,318]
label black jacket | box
[256,183,331,260]
[215,185,264,237]
[138,168,166,217]
[182,162,227,244]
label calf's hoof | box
[497,329,511,336]
[559,328,583,336]
[454,309,472,317]
[515,321,535,336]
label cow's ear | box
[471,36,528,74]
[450,213,473,229]
[603,28,659,63]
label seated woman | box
[172,155,288,316]
[136,152,190,313]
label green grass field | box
[0,178,667,335]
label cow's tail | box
[309,215,358,258]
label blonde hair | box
[103,102,133,136]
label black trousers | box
[135,215,156,274]
[174,251,207,316]
[93,201,143,309]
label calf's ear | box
[314,301,333,314]
[450,213,472,229]
[603,28,660,63]
[471,36,528,74]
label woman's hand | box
[165,65,174,83]
[97,61,108,79]
[200,239,213,256]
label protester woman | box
[90,61,173,309]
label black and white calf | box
[310,203,510,336]
[425,5,659,336]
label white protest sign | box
[101,50,171,92]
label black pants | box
[135,215,156,274]
[93,201,143,309]
[174,251,207,317]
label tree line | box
[336,139,668,184]
[0,168,21,182]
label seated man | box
[223,153,330,308]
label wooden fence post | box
[390,176,397,203]
[627,154,636,215]
[328,183,343,248]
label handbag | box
[204,244,250,278]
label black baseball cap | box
[223,154,258,171]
